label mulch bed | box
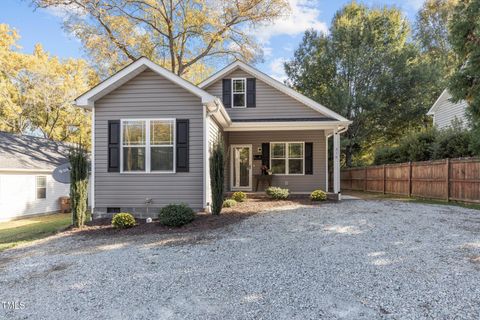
[68,196,318,237]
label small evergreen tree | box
[69,144,89,227]
[209,140,225,215]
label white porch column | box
[333,129,341,195]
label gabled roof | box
[75,57,218,108]
[427,89,450,115]
[0,131,70,171]
[198,60,351,123]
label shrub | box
[223,199,237,208]
[432,126,474,159]
[158,204,195,227]
[266,187,289,200]
[310,189,327,201]
[111,213,136,229]
[398,129,436,162]
[231,191,247,202]
[373,146,403,165]
[209,140,225,215]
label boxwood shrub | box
[310,189,327,201]
[231,191,247,202]
[158,204,195,227]
[266,187,289,200]
[223,199,237,208]
[111,213,136,229]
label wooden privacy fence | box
[341,158,480,203]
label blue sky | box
[0,0,424,80]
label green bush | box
[231,191,247,202]
[432,126,474,159]
[310,189,327,201]
[374,126,475,165]
[398,129,436,162]
[111,213,136,229]
[223,199,237,208]
[265,187,289,200]
[373,146,403,165]
[158,204,195,227]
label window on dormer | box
[232,78,246,108]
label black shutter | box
[261,143,270,167]
[247,78,256,108]
[222,79,231,108]
[305,142,313,175]
[108,120,120,172]
[176,119,189,172]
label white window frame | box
[120,118,176,174]
[231,78,246,108]
[36,175,47,199]
[270,142,305,175]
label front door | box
[231,145,252,191]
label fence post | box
[446,158,450,202]
[408,162,412,197]
[383,164,386,194]
[364,167,367,192]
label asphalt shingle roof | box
[0,131,71,171]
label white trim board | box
[198,60,351,122]
[75,57,217,108]
[225,121,350,132]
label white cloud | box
[255,0,328,44]
[41,5,86,20]
[263,46,273,57]
[269,57,287,82]
[405,0,425,10]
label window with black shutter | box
[222,79,231,108]
[246,78,256,108]
[305,142,313,175]
[262,143,270,168]
[176,119,189,172]
[108,120,120,172]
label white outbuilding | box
[0,131,71,221]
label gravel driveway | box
[1,199,480,319]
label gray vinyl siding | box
[208,117,223,148]
[433,92,469,129]
[226,130,327,192]
[204,68,326,120]
[94,69,204,217]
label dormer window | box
[232,78,246,108]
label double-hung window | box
[36,176,47,199]
[270,142,304,175]
[232,78,246,108]
[121,119,175,173]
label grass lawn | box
[0,213,72,252]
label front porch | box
[221,127,343,196]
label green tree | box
[69,144,89,228]
[209,140,225,215]
[285,3,433,166]
[448,0,480,154]
[414,0,458,80]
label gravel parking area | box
[1,199,480,319]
